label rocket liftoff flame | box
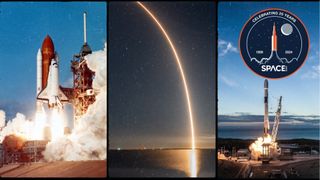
[137,2,197,177]
[32,108,47,140]
[249,134,279,160]
[50,108,64,141]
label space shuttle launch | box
[264,79,270,136]
[36,35,68,110]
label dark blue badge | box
[239,8,309,79]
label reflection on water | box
[109,149,215,177]
[164,149,198,177]
[189,149,197,177]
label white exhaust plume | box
[249,134,279,160]
[43,43,107,161]
[0,110,5,128]
[0,111,34,142]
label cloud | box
[289,116,319,121]
[44,43,107,161]
[220,75,238,87]
[218,39,238,56]
[301,65,320,79]
[218,120,307,127]
[284,120,305,124]
[219,121,263,126]
[233,112,252,116]
[308,43,319,61]
[308,50,319,61]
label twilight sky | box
[218,2,319,116]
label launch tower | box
[71,12,95,123]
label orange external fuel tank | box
[41,35,55,89]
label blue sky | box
[0,2,106,118]
[218,2,319,116]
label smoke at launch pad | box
[0,44,107,161]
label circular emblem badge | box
[239,8,309,79]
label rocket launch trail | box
[136,1,196,151]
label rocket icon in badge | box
[271,23,278,52]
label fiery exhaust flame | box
[50,108,64,141]
[0,111,44,142]
[249,134,279,160]
[32,110,47,140]
[137,1,197,176]
[43,44,107,161]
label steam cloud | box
[0,110,5,128]
[43,43,107,161]
[249,136,279,160]
[0,111,34,142]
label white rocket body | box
[37,49,42,94]
[264,79,270,136]
[36,49,44,113]
[37,56,68,110]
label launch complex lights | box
[137,2,197,177]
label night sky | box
[109,2,215,149]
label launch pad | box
[0,11,99,166]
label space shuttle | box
[36,35,69,110]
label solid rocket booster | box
[36,49,43,113]
[37,49,42,94]
[264,79,269,135]
[271,23,277,52]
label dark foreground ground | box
[217,138,319,179]
[0,160,106,177]
[218,158,319,179]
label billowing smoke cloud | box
[249,135,279,160]
[0,111,34,142]
[0,110,5,128]
[43,43,107,161]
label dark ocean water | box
[219,127,320,140]
[108,149,215,177]
[218,115,320,140]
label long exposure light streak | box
[137,2,197,177]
